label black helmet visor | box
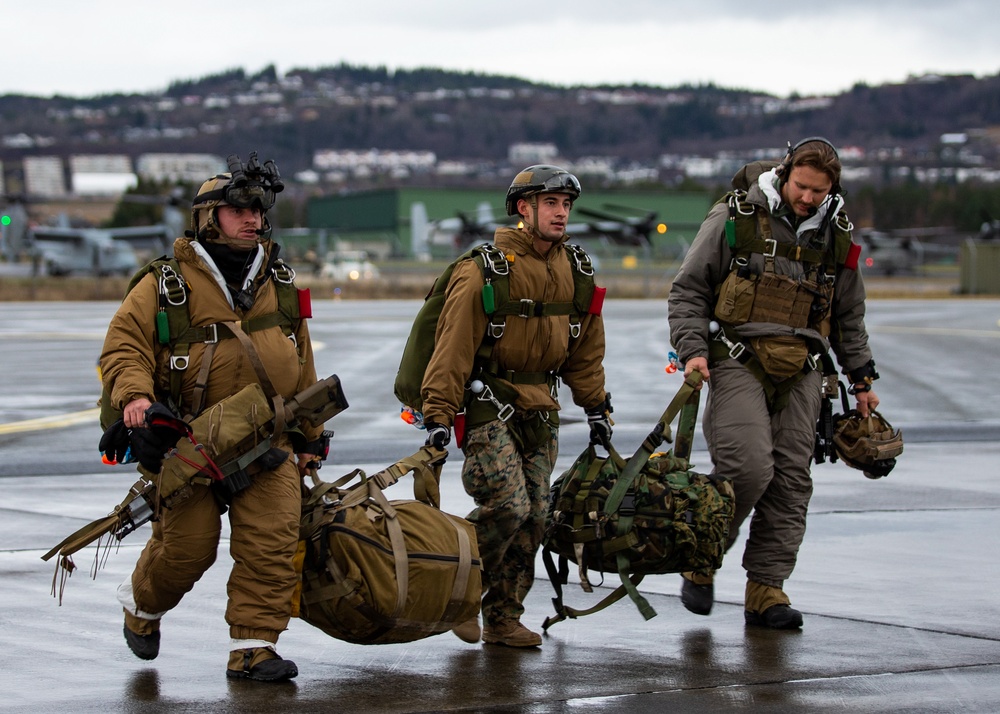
[540,172,581,195]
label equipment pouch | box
[750,336,809,378]
[749,273,812,328]
[150,383,275,503]
[714,271,756,325]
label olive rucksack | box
[392,242,601,416]
[541,372,736,629]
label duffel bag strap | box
[368,445,447,508]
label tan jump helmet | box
[505,165,581,217]
[833,409,904,479]
[191,152,284,242]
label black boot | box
[744,604,803,629]
[680,575,714,616]
[123,623,160,660]
[226,648,298,682]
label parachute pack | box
[392,241,603,418]
[541,372,736,629]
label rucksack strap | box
[594,372,702,620]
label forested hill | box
[2,63,1000,176]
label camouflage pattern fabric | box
[461,419,557,628]
[545,446,735,578]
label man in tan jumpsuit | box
[100,155,324,681]
[420,166,612,647]
[668,138,881,629]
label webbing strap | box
[440,518,474,625]
[603,372,702,517]
[491,300,577,318]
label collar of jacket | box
[494,225,568,258]
[175,237,266,310]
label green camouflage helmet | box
[505,165,581,216]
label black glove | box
[424,422,451,449]
[98,419,132,464]
[586,395,614,450]
[301,430,334,469]
[129,427,171,473]
[130,403,191,473]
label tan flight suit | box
[101,236,322,644]
[668,167,874,589]
[421,226,607,628]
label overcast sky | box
[4,1,999,99]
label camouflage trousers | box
[461,418,558,628]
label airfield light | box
[1,215,10,226]
[656,223,667,234]
[865,257,874,268]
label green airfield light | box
[1,215,11,226]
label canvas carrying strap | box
[542,372,703,629]
[302,446,474,632]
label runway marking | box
[0,408,100,434]
[0,331,104,340]
[877,325,1000,338]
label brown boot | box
[226,647,298,682]
[483,620,542,648]
[452,615,482,644]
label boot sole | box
[482,635,541,648]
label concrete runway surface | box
[1,297,999,713]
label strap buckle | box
[158,264,186,306]
[763,239,777,258]
[272,262,296,284]
[518,299,535,317]
[569,319,581,339]
[475,383,515,422]
[481,245,510,276]
[170,355,189,371]
[203,324,219,344]
[488,320,505,339]
[566,244,595,276]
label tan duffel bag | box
[297,445,482,645]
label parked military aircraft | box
[572,204,665,247]
[28,225,143,277]
[855,227,961,276]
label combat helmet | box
[832,409,904,479]
[505,165,581,216]
[191,152,284,241]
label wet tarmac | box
[2,298,999,713]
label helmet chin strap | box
[523,197,565,243]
